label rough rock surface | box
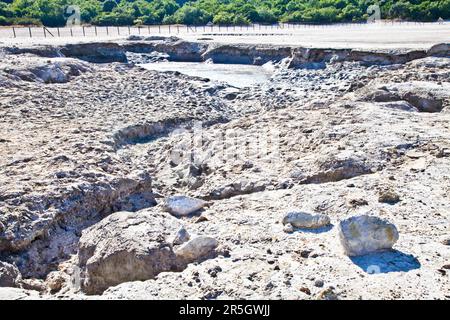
[282,212,331,229]
[77,209,184,294]
[0,56,91,83]
[353,81,450,112]
[175,236,218,264]
[76,208,219,294]
[163,195,207,217]
[338,215,399,256]
[0,261,22,287]
[172,227,191,245]
[0,39,449,299]
[0,54,233,277]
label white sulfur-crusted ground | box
[0,34,449,300]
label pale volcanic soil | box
[0,30,449,300]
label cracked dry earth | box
[0,43,449,300]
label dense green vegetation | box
[0,0,448,27]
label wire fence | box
[0,21,445,39]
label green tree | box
[256,7,278,23]
[0,15,10,25]
[172,5,212,24]
[103,0,118,13]
[2,0,450,26]
[389,1,412,19]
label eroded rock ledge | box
[4,39,449,67]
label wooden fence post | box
[43,27,54,37]
[12,27,16,38]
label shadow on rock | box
[294,224,334,234]
[350,250,421,274]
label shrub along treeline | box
[0,0,449,27]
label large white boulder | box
[163,195,207,217]
[175,236,218,263]
[77,209,184,294]
[77,208,218,295]
[338,215,399,256]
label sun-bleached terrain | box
[0,31,449,300]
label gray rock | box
[144,36,181,42]
[3,57,91,84]
[0,261,22,288]
[378,189,401,204]
[77,209,184,294]
[45,271,68,293]
[314,279,324,287]
[409,57,450,69]
[163,195,207,217]
[378,101,418,112]
[301,154,373,184]
[441,237,450,246]
[172,227,191,245]
[282,212,331,229]
[355,81,450,113]
[427,43,450,57]
[175,236,218,263]
[338,215,399,256]
[127,35,144,41]
[20,279,46,292]
[316,287,339,300]
[220,87,240,100]
[126,51,170,64]
[283,223,294,233]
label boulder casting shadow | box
[350,249,421,274]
